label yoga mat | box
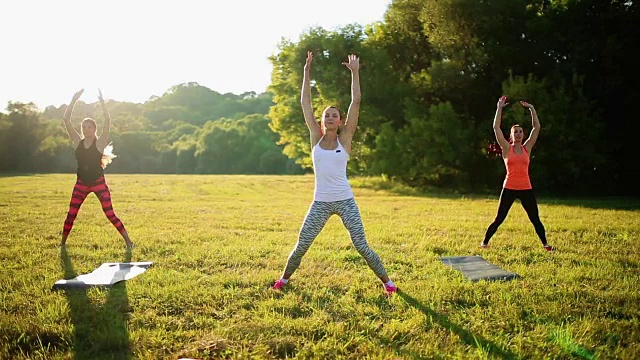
[440,256,520,282]
[53,262,153,290]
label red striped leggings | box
[62,177,127,236]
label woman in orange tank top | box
[481,96,553,252]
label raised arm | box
[521,101,540,153]
[493,96,510,153]
[301,51,322,146]
[63,89,84,147]
[96,89,110,152]
[340,54,361,152]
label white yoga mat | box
[53,262,153,289]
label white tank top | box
[312,138,354,202]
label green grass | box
[0,174,638,359]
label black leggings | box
[483,188,547,245]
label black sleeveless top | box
[75,139,104,183]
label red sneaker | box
[543,245,554,252]
[272,279,286,290]
[384,283,398,296]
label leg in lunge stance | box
[274,52,397,295]
[276,202,333,288]
[93,181,134,248]
[61,180,90,246]
[519,190,552,251]
[484,96,552,251]
[59,89,133,249]
[482,188,517,247]
[335,198,392,286]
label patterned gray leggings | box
[283,198,388,278]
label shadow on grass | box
[397,290,522,360]
[0,172,67,178]
[352,177,640,210]
[59,247,133,359]
[549,326,597,360]
[351,177,476,200]
[540,196,640,211]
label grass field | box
[0,174,638,359]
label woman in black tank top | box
[60,89,134,249]
[75,136,105,183]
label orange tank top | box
[503,145,532,190]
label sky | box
[0,0,392,110]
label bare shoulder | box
[524,143,534,154]
[310,133,322,149]
[499,142,510,153]
[338,132,353,154]
[96,136,108,153]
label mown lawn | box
[0,174,638,359]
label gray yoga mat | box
[53,262,153,290]
[440,256,520,282]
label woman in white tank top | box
[272,52,397,295]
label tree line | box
[0,83,302,176]
[269,0,639,196]
[1,0,638,195]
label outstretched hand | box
[98,89,105,104]
[519,100,535,109]
[71,89,84,103]
[497,95,509,109]
[342,54,360,72]
[304,51,313,72]
[98,89,109,109]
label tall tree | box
[0,102,47,172]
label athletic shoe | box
[384,283,398,296]
[272,279,286,290]
[479,243,489,249]
[543,244,554,252]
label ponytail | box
[101,142,117,169]
[487,142,503,158]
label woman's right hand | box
[63,89,83,143]
[71,89,84,103]
[64,89,84,119]
[304,51,312,72]
[98,89,107,108]
[497,95,509,109]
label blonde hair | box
[101,143,116,169]
[81,118,116,168]
[81,118,97,137]
[320,106,342,135]
[509,124,524,144]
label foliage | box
[265,0,639,195]
[0,103,50,172]
[2,85,300,176]
[500,73,605,194]
[2,0,639,195]
[373,102,474,188]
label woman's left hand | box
[520,100,534,109]
[342,54,360,72]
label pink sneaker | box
[272,279,286,290]
[384,283,397,296]
[479,243,489,249]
